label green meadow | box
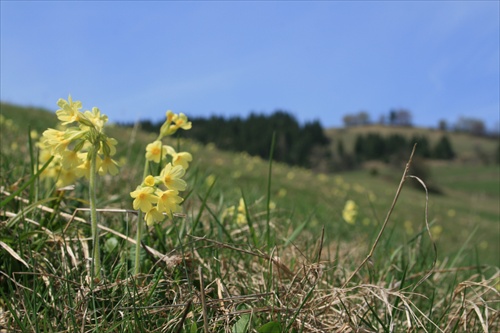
[0,101,498,332]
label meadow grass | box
[0,104,499,332]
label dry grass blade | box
[342,144,417,288]
[406,174,437,290]
[198,266,209,333]
[0,240,30,269]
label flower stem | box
[89,147,101,281]
[134,160,150,275]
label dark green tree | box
[411,135,431,158]
[433,135,455,159]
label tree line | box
[352,133,455,162]
[133,111,331,169]
[343,109,497,137]
[124,110,466,173]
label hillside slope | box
[1,102,499,265]
[326,124,498,163]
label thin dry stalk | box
[342,144,417,288]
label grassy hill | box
[1,102,498,263]
[326,124,499,163]
[1,101,498,332]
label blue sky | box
[1,1,499,129]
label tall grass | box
[0,109,498,332]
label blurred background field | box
[2,103,498,266]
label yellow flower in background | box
[236,198,247,225]
[145,140,168,163]
[236,212,247,225]
[237,198,246,214]
[278,188,287,198]
[317,173,328,182]
[342,199,358,224]
[431,225,443,239]
[172,151,193,169]
[30,130,39,140]
[157,163,187,191]
[130,185,158,213]
[205,174,216,187]
[221,205,235,221]
[404,220,414,235]
[220,198,247,225]
[156,189,183,217]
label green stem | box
[134,160,150,275]
[89,147,101,281]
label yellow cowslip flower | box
[431,225,443,239]
[172,113,192,131]
[237,198,245,214]
[235,198,247,225]
[101,137,117,157]
[156,163,187,191]
[61,150,82,169]
[57,168,78,187]
[221,205,235,221]
[144,207,165,226]
[159,111,192,137]
[342,200,358,224]
[205,174,216,187]
[236,213,247,225]
[41,128,66,152]
[155,189,183,218]
[74,152,100,179]
[143,175,156,187]
[172,151,193,169]
[166,110,175,122]
[159,112,175,137]
[99,156,119,176]
[30,130,39,140]
[55,96,83,125]
[130,185,158,213]
[145,140,168,163]
[83,107,108,131]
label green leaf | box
[284,216,310,247]
[257,321,281,333]
[104,237,119,253]
[232,314,250,333]
[189,321,197,333]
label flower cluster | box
[221,198,247,225]
[130,110,192,226]
[342,199,358,224]
[38,96,119,187]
